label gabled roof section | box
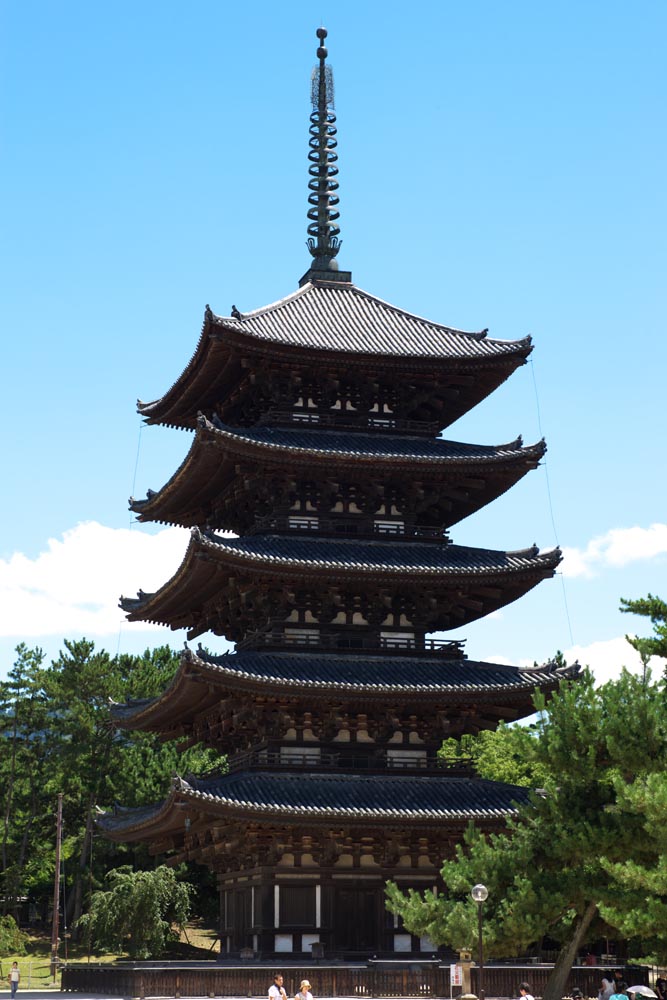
[111,646,580,733]
[98,770,531,841]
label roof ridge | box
[211,282,312,325]
[346,283,491,340]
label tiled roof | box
[211,281,532,360]
[110,647,579,728]
[194,531,561,576]
[98,770,530,834]
[120,532,560,635]
[200,416,545,465]
[187,647,578,692]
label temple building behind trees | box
[100,29,576,960]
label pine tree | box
[387,667,667,1000]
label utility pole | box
[50,793,63,981]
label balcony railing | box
[235,627,465,658]
[247,513,448,542]
[256,408,441,435]
[225,748,474,775]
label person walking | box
[8,962,20,999]
[519,983,535,1000]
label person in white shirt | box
[519,982,535,1000]
[600,980,615,1000]
[269,974,288,1000]
[9,962,20,999]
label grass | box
[0,919,219,990]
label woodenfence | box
[61,962,648,998]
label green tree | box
[0,915,28,956]
[40,640,219,932]
[0,644,55,914]
[621,593,667,666]
[439,724,549,788]
[598,770,667,962]
[0,640,220,929]
[387,667,667,1000]
[77,865,193,958]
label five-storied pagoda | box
[101,29,575,959]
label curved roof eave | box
[111,648,581,730]
[195,530,562,577]
[137,284,533,422]
[130,417,546,520]
[98,771,530,840]
[120,531,562,626]
[201,417,546,465]
[208,282,532,359]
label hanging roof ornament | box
[300,28,352,286]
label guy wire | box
[115,419,143,658]
[529,357,575,648]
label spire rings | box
[307,109,341,245]
[305,27,342,266]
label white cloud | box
[561,523,667,578]
[0,521,188,638]
[3,523,664,691]
[499,637,659,685]
[558,635,663,685]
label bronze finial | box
[306,26,342,272]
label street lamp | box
[471,884,488,1000]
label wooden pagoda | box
[101,28,575,960]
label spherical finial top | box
[317,46,328,59]
[316,27,328,40]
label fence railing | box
[60,961,648,998]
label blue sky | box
[1,0,665,682]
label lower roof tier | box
[98,769,531,844]
[111,646,580,737]
[120,531,561,639]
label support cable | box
[115,419,143,658]
[529,357,575,648]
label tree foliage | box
[77,865,193,958]
[621,593,667,666]
[439,724,548,788]
[598,769,667,960]
[387,662,667,1000]
[0,640,221,932]
[0,915,28,956]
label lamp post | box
[471,883,488,1000]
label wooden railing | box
[471,965,649,1000]
[247,514,448,542]
[256,409,441,435]
[235,629,464,657]
[225,748,474,775]
[60,962,648,998]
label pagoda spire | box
[300,27,351,286]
